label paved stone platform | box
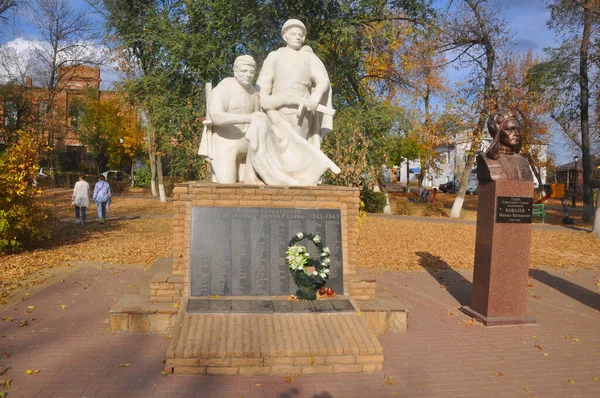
[186,298,355,314]
[167,301,383,375]
[1,260,598,397]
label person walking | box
[93,175,112,224]
[72,173,91,225]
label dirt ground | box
[0,191,173,305]
[357,216,600,271]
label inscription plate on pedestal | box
[496,196,533,223]
[190,207,344,296]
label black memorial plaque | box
[190,207,344,296]
[496,196,533,223]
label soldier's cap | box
[281,19,306,37]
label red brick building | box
[0,65,119,170]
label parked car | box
[465,184,478,195]
[438,181,455,193]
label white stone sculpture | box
[247,19,340,186]
[198,55,261,183]
[199,20,340,186]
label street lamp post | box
[572,155,579,207]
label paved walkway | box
[1,260,598,397]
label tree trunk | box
[406,161,410,191]
[579,4,594,221]
[593,194,600,238]
[149,151,157,196]
[130,158,135,188]
[146,125,157,196]
[156,154,167,203]
[449,0,495,219]
[523,153,546,197]
[450,151,476,219]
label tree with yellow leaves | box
[495,50,553,194]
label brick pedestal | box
[171,183,360,297]
[461,180,537,326]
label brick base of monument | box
[465,180,537,327]
[166,299,383,375]
[460,305,536,327]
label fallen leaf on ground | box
[593,377,598,381]
[60,305,67,310]
[460,318,481,327]
[254,383,263,387]
[119,363,131,367]
[566,335,580,342]
[568,379,575,384]
[27,306,35,309]
[493,372,504,377]
[382,374,395,386]
[25,369,39,374]
[0,379,10,387]
[283,375,293,383]
[1,353,8,358]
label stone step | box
[166,301,384,375]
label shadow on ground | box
[530,269,600,311]
[415,251,472,306]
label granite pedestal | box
[461,180,537,326]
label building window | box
[39,101,48,113]
[3,101,18,128]
[69,100,85,129]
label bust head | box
[281,19,306,50]
[486,109,522,160]
[233,55,256,89]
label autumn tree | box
[96,0,436,195]
[74,89,145,179]
[438,0,511,219]
[541,0,600,224]
[0,132,52,253]
[0,46,37,145]
[496,50,553,194]
[26,0,104,173]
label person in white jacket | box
[72,173,91,225]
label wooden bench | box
[533,203,546,224]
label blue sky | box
[1,0,575,164]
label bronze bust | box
[477,109,533,182]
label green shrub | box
[395,198,414,215]
[423,202,448,217]
[360,187,387,213]
[134,164,152,187]
[0,134,53,253]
